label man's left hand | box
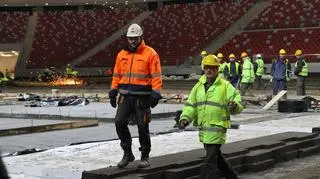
[228,101,238,113]
[150,91,162,108]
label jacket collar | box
[124,40,146,53]
[199,75,221,85]
[136,40,146,53]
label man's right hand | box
[109,89,118,108]
[110,97,117,108]
[179,119,189,129]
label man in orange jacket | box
[109,23,162,168]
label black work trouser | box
[296,76,306,96]
[228,77,240,88]
[254,75,264,90]
[200,144,239,179]
[115,95,151,157]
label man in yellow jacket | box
[180,54,243,179]
[240,52,255,96]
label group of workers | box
[108,23,243,178]
[201,48,309,97]
[37,64,79,82]
[108,23,310,179]
[0,23,310,179]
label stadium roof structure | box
[0,0,163,7]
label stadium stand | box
[77,0,255,68]
[26,7,143,68]
[245,0,320,30]
[217,0,320,63]
[0,11,29,43]
[217,28,320,63]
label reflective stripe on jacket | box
[180,75,243,144]
[111,40,162,95]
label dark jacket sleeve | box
[238,64,242,76]
[253,62,258,73]
[223,66,229,78]
[286,61,292,77]
[294,60,305,75]
[271,61,275,76]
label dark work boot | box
[117,151,135,168]
[138,153,150,168]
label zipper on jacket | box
[128,53,134,84]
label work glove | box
[108,89,118,108]
[150,91,162,108]
[179,119,189,129]
[228,101,238,114]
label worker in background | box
[109,23,162,169]
[200,50,208,74]
[294,49,308,95]
[240,52,255,96]
[65,64,79,78]
[271,49,291,96]
[217,53,227,78]
[253,54,265,89]
[224,53,242,88]
[179,54,243,179]
[0,69,9,85]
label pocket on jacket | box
[136,59,148,72]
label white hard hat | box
[126,23,143,37]
[256,54,262,58]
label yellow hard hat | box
[217,53,223,58]
[201,50,207,56]
[279,49,286,55]
[229,53,235,58]
[202,54,219,67]
[295,49,302,56]
[240,52,248,58]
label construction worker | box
[253,54,265,89]
[217,53,227,78]
[240,52,255,96]
[0,69,9,85]
[271,49,291,96]
[65,64,79,78]
[38,67,54,82]
[179,54,243,179]
[201,50,208,58]
[224,53,242,88]
[294,50,308,95]
[109,23,162,169]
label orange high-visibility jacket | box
[111,40,162,95]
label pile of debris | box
[18,93,89,107]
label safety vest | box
[241,57,255,83]
[295,59,308,77]
[180,75,243,144]
[111,40,162,95]
[255,58,264,76]
[226,62,240,75]
[219,62,227,73]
